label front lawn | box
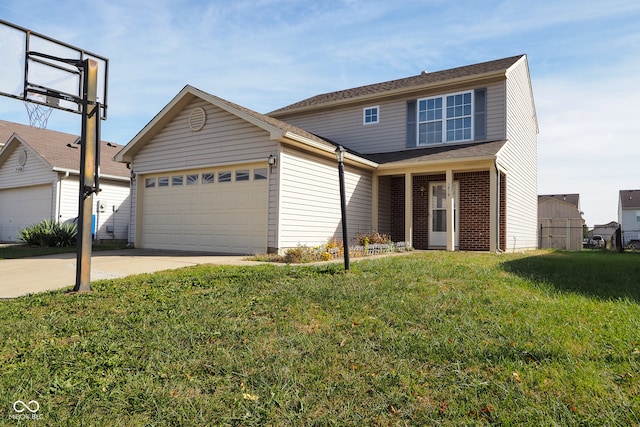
[1,251,638,425]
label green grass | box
[0,243,129,260]
[1,251,639,425]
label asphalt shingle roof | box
[363,140,507,165]
[620,190,640,209]
[0,120,129,178]
[270,55,525,115]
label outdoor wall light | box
[420,185,425,196]
[268,154,277,166]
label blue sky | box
[1,0,639,227]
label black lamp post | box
[335,145,350,272]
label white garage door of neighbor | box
[141,168,268,254]
[0,185,52,241]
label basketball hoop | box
[23,96,54,129]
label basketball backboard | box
[0,19,108,119]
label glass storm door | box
[428,182,459,248]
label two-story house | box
[619,189,640,246]
[115,54,538,254]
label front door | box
[428,181,459,248]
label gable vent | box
[189,107,207,132]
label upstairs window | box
[418,91,472,145]
[363,106,379,125]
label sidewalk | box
[0,249,260,299]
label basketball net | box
[23,95,54,129]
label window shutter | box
[474,89,486,140]
[406,100,417,147]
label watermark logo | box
[10,400,43,420]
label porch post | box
[404,172,412,248]
[489,163,498,252]
[372,174,379,232]
[446,169,455,251]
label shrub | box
[18,219,78,247]
[283,245,318,263]
[354,232,391,246]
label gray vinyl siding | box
[56,177,130,240]
[133,99,278,173]
[499,57,538,251]
[278,146,372,250]
[57,177,79,221]
[276,100,405,154]
[485,82,506,141]
[0,144,54,189]
[93,181,131,241]
[275,82,506,155]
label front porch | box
[373,167,506,252]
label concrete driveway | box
[0,249,261,299]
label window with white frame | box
[363,106,379,125]
[418,91,473,145]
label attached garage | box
[0,185,52,241]
[139,165,269,253]
[115,86,374,255]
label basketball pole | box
[73,58,100,293]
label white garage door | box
[0,185,52,241]
[141,167,268,254]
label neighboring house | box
[618,189,640,245]
[115,54,538,255]
[537,194,584,250]
[590,221,619,244]
[0,120,130,242]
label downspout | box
[495,160,503,253]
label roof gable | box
[538,194,580,209]
[269,55,525,115]
[115,85,338,164]
[0,119,129,179]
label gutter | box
[52,167,130,182]
[375,154,498,172]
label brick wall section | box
[412,174,445,249]
[388,171,502,251]
[390,177,405,243]
[456,171,490,251]
[391,171,506,251]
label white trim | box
[363,105,379,125]
[51,167,129,182]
